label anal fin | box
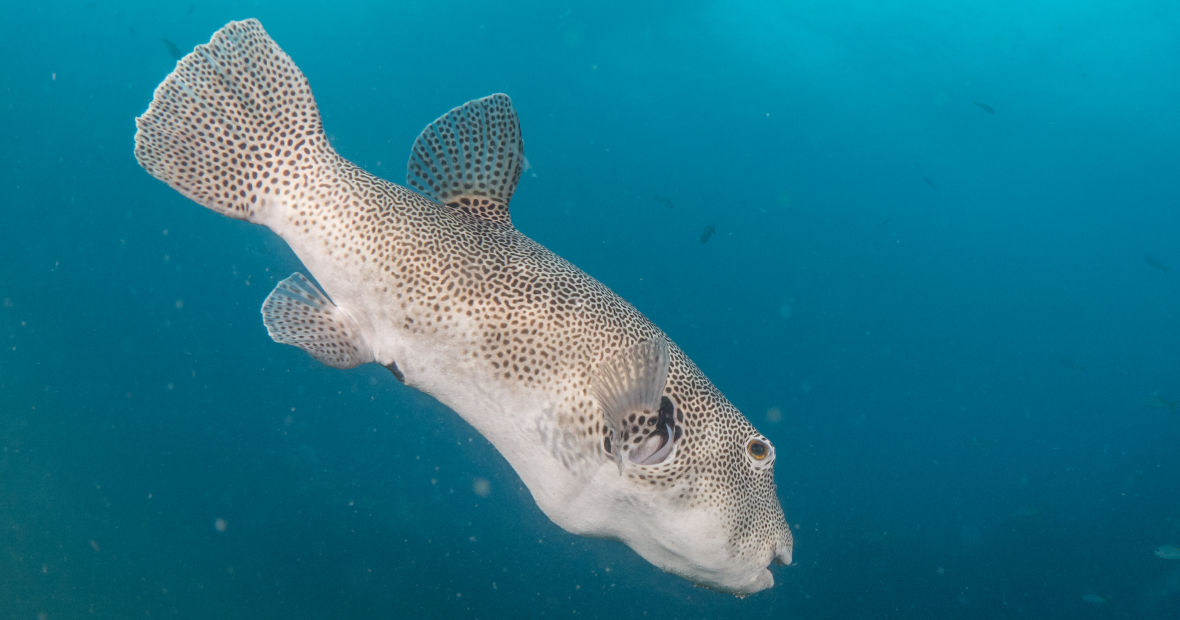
[261,273,374,369]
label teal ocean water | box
[2,1,1179,617]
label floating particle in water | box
[1081,593,1107,604]
[214,518,228,533]
[959,525,981,546]
[1013,505,1041,518]
[766,407,782,424]
[472,477,491,498]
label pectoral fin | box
[261,273,374,369]
[590,338,671,472]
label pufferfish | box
[133,18,793,594]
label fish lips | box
[697,535,794,595]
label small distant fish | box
[972,101,996,114]
[922,176,939,190]
[699,224,716,244]
[161,37,182,60]
[1081,593,1107,605]
[1142,393,1176,413]
[1154,544,1180,559]
[654,195,675,209]
[1058,357,1086,371]
[1144,254,1168,272]
[1013,505,1041,518]
[964,435,994,450]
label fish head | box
[586,339,792,594]
[615,400,792,594]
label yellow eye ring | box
[747,438,770,460]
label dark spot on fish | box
[1144,254,1168,272]
[161,37,182,60]
[384,361,405,383]
[922,176,939,190]
[972,101,996,114]
[658,397,674,426]
[699,224,716,244]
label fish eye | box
[745,435,775,467]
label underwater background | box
[2,0,1179,617]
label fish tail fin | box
[134,19,335,223]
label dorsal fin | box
[407,93,523,226]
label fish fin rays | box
[134,19,335,223]
[261,273,375,369]
[406,93,523,226]
[591,338,671,472]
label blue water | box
[2,1,1179,617]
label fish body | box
[134,20,792,594]
[972,101,996,114]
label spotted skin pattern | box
[134,19,792,594]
